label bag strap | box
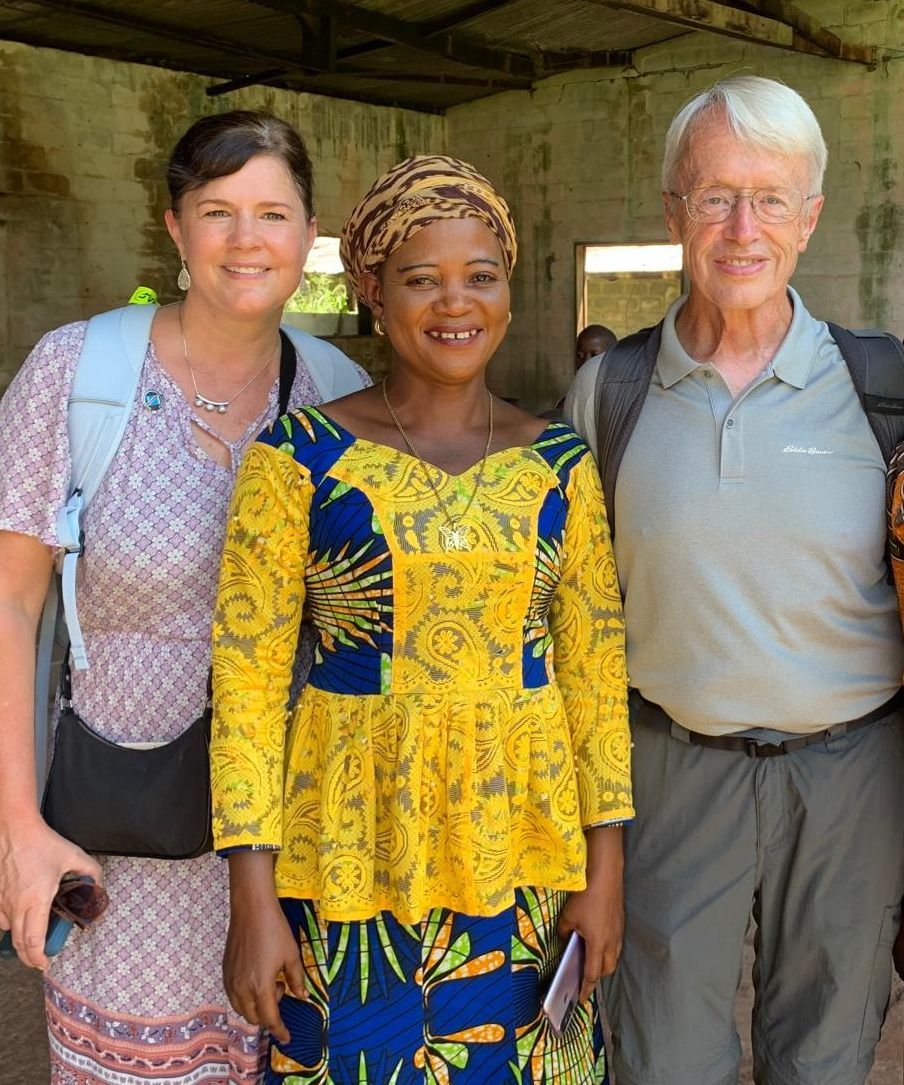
[57,305,157,670]
[827,322,904,463]
[33,304,155,792]
[593,323,661,539]
[279,325,366,401]
[277,330,298,417]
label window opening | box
[575,243,684,342]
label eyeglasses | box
[51,874,109,929]
[668,186,817,224]
[0,874,108,960]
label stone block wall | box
[447,0,904,409]
[0,41,443,390]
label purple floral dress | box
[0,320,365,1084]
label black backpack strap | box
[829,322,904,582]
[828,322,904,463]
[594,322,662,539]
[277,329,298,417]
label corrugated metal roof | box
[0,1,878,113]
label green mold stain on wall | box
[854,90,901,329]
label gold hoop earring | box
[177,258,191,292]
[373,317,386,336]
[507,311,512,324]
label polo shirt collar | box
[657,286,818,391]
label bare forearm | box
[0,602,45,821]
[227,850,280,911]
[584,824,624,888]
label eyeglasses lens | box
[687,188,802,224]
[51,877,109,929]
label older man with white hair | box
[567,76,904,1085]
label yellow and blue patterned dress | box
[211,407,633,1084]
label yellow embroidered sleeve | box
[210,442,311,850]
[549,452,633,826]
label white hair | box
[661,76,828,193]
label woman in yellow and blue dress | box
[210,155,634,1084]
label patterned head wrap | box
[340,155,517,303]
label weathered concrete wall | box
[0,40,443,390]
[3,3,904,405]
[447,0,904,409]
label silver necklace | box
[179,306,277,414]
[382,378,493,552]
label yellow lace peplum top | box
[211,408,633,923]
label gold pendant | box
[440,523,473,552]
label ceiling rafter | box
[8,0,298,69]
[588,0,875,65]
[746,0,876,64]
[245,0,538,78]
[209,0,631,99]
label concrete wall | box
[3,1,904,406]
[447,0,904,409]
[0,40,443,390]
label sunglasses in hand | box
[0,874,108,959]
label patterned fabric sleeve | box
[0,323,86,545]
[211,442,312,851]
[549,452,633,827]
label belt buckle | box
[745,738,785,758]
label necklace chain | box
[179,305,277,415]
[381,378,493,552]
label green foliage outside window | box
[285,272,356,314]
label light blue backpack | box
[34,303,366,790]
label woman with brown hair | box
[211,155,633,1083]
[0,110,366,1082]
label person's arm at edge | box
[0,531,102,969]
[212,439,310,1041]
[550,452,632,998]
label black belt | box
[631,688,904,758]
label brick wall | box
[447,0,904,409]
[0,41,443,390]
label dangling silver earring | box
[177,259,191,292]
[373,317,386,336]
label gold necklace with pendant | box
[382,378,493,553]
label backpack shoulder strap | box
[827,322,904,463]
[56,304,156,670]
[280,325,368,402]
[67,305,156,503]
[33,305,154,791]
[594,322,662,538]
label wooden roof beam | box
[247,0,538,78]
[589,0,875,65]
[14,0,298,70]
[324,69,531,88]
[746,0,876,64]
[333,1,522,65]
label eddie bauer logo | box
[782,444,834,455]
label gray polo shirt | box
[569,289,903,736]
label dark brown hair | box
[167,110,315,216]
